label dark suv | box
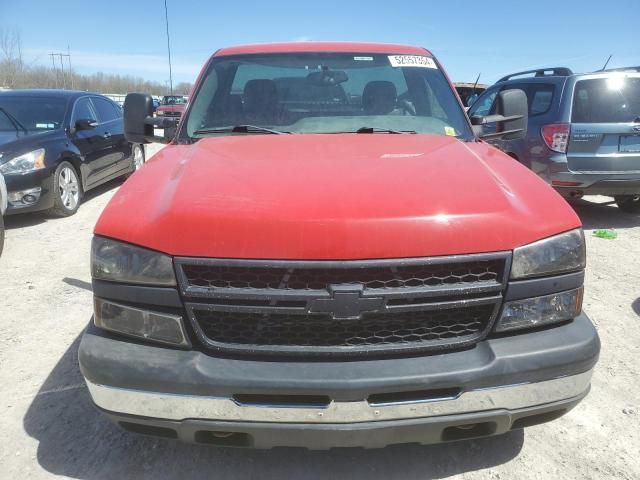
[468,67,640,213]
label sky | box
[1,0,639,87]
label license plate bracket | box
[619,134,640,153]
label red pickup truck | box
[155,95,188,118]
[80,42,599,449]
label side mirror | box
[75,118,97,130]
[124,93,177,144]
[471,89,528,141]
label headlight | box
[94,297,190,347]
[0,148,45,175]
[156,110,164,115]
[494,288,583,332]
[91,236,176,286]
[511,229,585,279]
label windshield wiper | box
[355,126,416,134]
[0,107,28,134]
[193,125,290,135]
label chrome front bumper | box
[86,369,593,424]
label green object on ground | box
[592,229,617,240]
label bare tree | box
[175,82,194,95]
[0,27,24,88]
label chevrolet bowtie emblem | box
[308,285,384,320]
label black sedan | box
[0,90,145,217]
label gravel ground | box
[0,145,638,479]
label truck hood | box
[95,134,581,259]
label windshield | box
[572,75,640,123]
[183,52,473,139]
[162,96,187,105]
[0,96,67,132]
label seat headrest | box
[362,81,397,115]
[243,79,278,114]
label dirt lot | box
[0,145,639,479]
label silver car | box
[469,67,640,213]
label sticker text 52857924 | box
[388,55,437,69]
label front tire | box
[47,161,82,217]
[615,195,640,214]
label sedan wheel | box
[59,166,80,210]
[47,161,82,217]
[132,144,145,171]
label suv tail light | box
[542,123,570,153]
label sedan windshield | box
[162,95,187,105]
[183,52,473,139]
[0,96,67,132]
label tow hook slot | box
[368,387,462,406]
[232,394,332,409]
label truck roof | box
[215,42,432,57]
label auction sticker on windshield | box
[388,55,437,69]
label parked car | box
[0,171,6,256]
[155,95,187,118]
[0,90,145,217]
[468,67,640,213]
[80,42,599,449]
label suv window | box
[92,97,121,123]
[572,76,640,123]
[503,83,555,116]
[73,97,98,123]
[469,88,498,117]
[528,84,554,115]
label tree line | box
[0,28,192,95]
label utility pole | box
[164,0,174,96]
[49,51,72,89]
[50,53,58,88]
[67,45,74,89]
[60,54,66,89]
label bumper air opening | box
[119,422,177,439]
[441,422,497,441]
[368,387,461,406]
[232,394,332,408]
[511,408,568,430]
[194,430,253,447]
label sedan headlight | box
[0,148,45,175]
[91,236,176,286]
[495,288,583,332]
[511,229,585,280]
[156,110,164,116]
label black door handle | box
[103,132,112,139]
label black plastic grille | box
[181,259,505,291]
[191,304,494,349]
